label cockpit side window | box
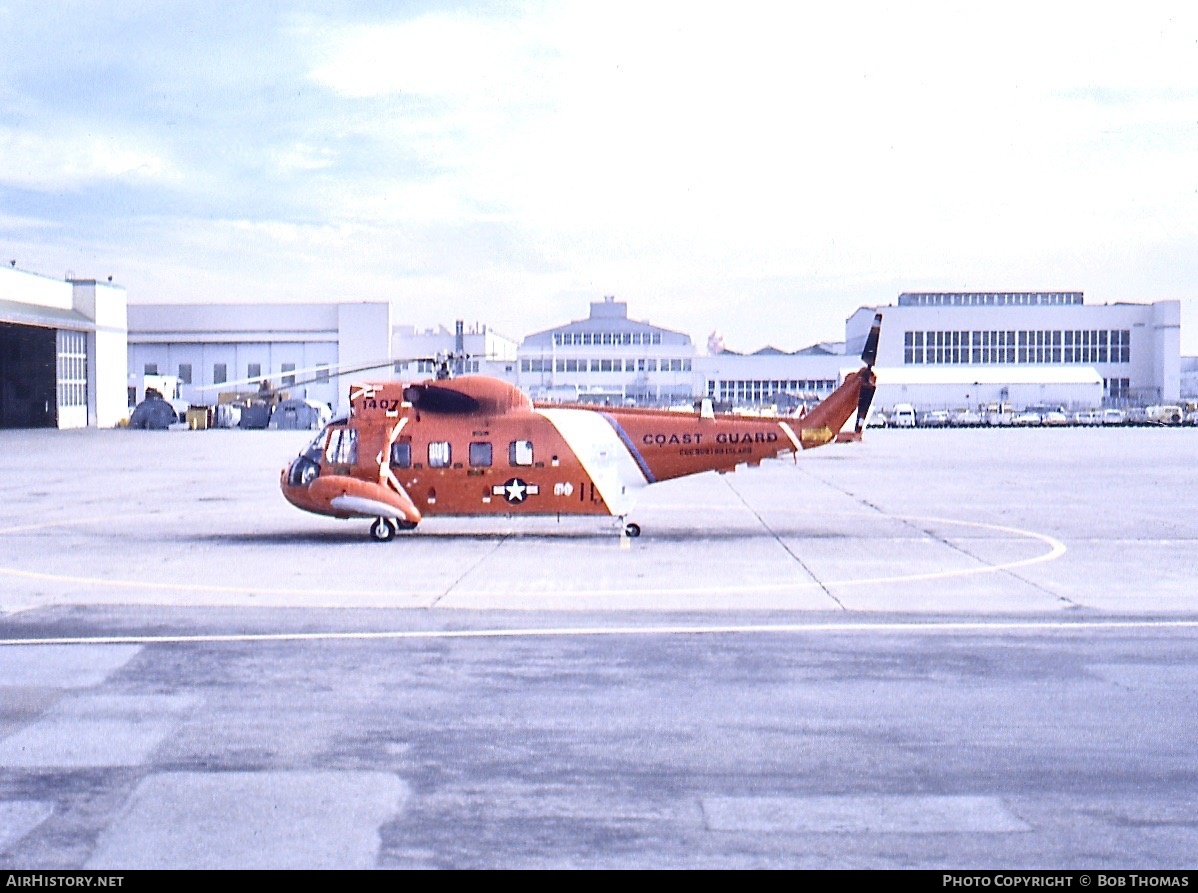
[325,427,358,465]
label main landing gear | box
[370,517,418,542]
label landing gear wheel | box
[370,517,396,542]
[624,522,641,538]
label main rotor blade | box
[192,357,397,392]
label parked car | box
[919,409,951,428]
[1040,409,1069,426]
[1072,410,1103,426]
[984,403,1014,426]
[950,408,983,427]
[890,404,916,428]
[1101,408,1127,426]
[1146,405,1184,425]
[1011,410,1042,427]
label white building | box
[846,292,1181,410]
[518,297,697,406]
[391,321,518,382]
[128,303,520,416]
[127,302,392,415]
[0,266,127,429]
[696,343,845,410]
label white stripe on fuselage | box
[535,408,649,517]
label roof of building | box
[0,298,95,331]
[523,297,691,344]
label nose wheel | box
[369,517,418,541]
[623,522,641,538]
[370,517,397,542]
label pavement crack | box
[722,476,845,610]
[429,533,512,607]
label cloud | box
[0,127,174,190]
[1,1,1197,351]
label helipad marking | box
[0,514,1066,600]
[2,619,1196,648]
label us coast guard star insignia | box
[493,478,539,504]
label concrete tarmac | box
[0,426,1196,868]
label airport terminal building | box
[0,266,128,429]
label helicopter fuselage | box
[280,367,872,533]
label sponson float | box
[281,314,882,541]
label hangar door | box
[0,322,57,428]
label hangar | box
[0,266,127,429]
[127,302,393,416]
[846,292,1180,412]
[128,304,520,417]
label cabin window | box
[428,441,452,468]
[509,440,533,466]
[469,442,493,467]
[325,428,358,465]
[390,442,412,468]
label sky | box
[1,1,1196,353]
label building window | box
[178,363,192,385]
[428,441,452,468]
[316,364,329,383]
[509,440,533,466]
[248,363,262,380]
[469,442,493,467]
[214,363,227,385]
[282,363,296,386]
[144,363,158,375]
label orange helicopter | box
[281,314,882,541]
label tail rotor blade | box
[861,312,882,368]
[855,376,877,434]
[854,312,882,434]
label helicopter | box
[280,314,882,541]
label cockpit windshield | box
[300,429,327,462]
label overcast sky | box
[1,1,1195,353]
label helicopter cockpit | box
[285,418,356,487]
